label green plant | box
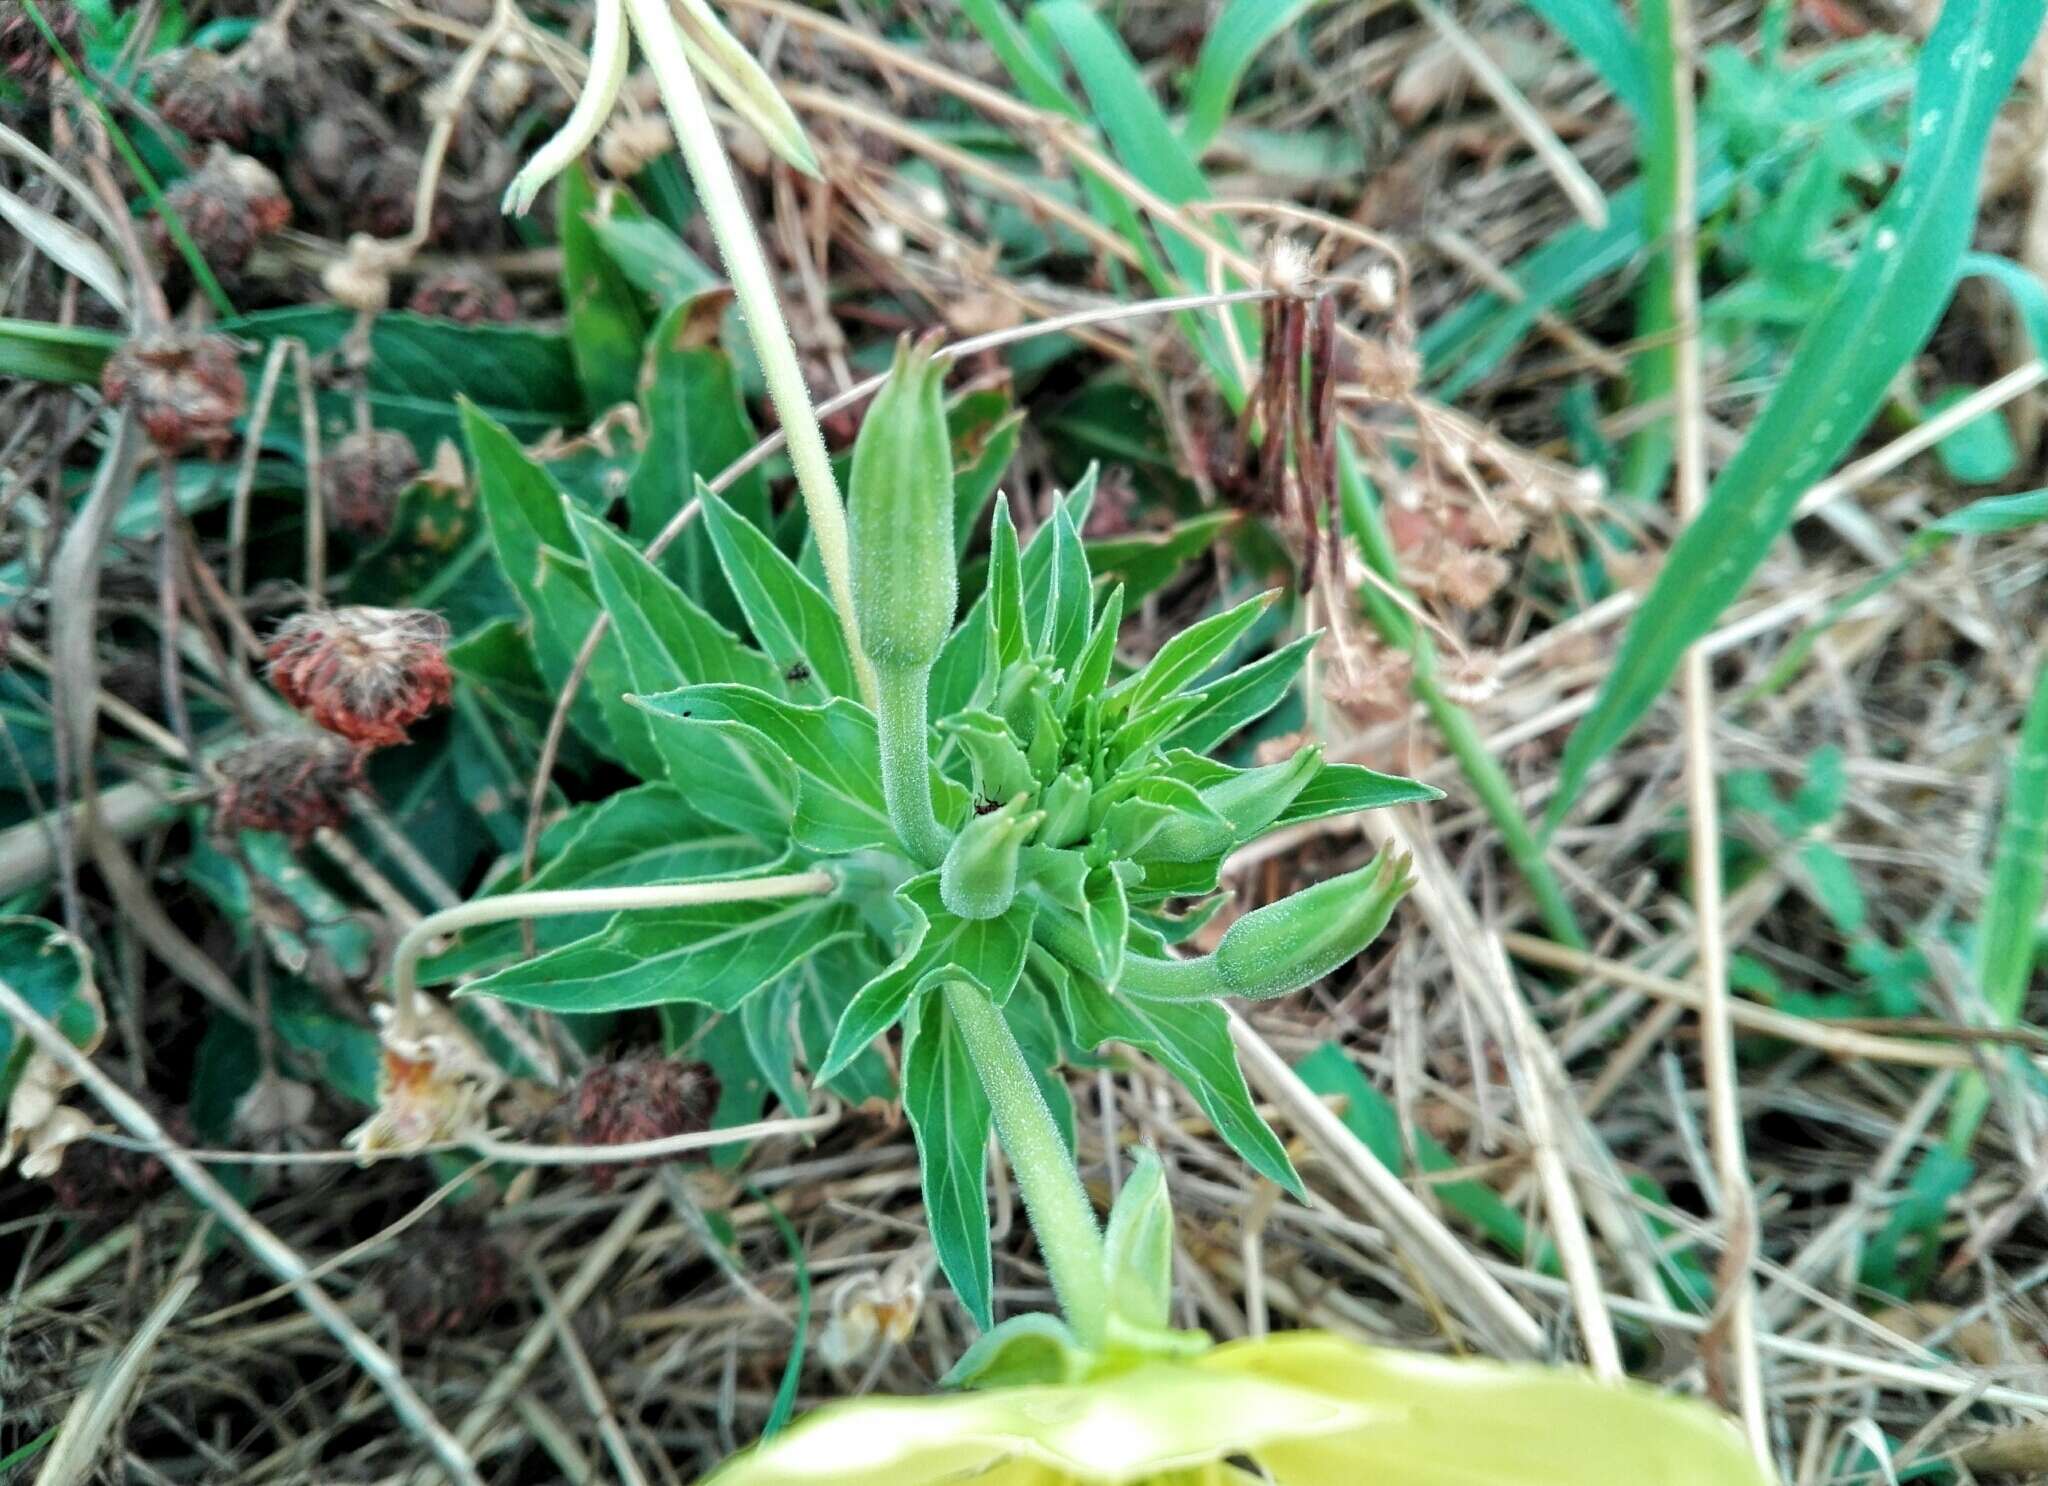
[410,380,1436,1327]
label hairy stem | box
[875,665,949,867]
[390,871,836,1042]
[626,0,875,704]
[942,981,1107,1345]
[1118,950,1227,1001]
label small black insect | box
[973,796,1002,816]
[784,660,812,685]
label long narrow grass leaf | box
[1521,0,1649,116]
[1546,0,2046,832]
[1182,0,1325,152]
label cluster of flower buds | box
[568,1055,721,1192]
[100,328,247,455]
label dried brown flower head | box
[406,263,518,325]
[0,0,78,97]
[267,606,452,748]
[381,1227,509,1339]
[323,429,422,535]
[156,145,291,275]
[47,1100,191,1216]
[156,48,282,146]
[212,735,364,846]
[100,329,246,454]
[569,1056,721,1193]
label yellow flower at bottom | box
[705,1333,1771,1486]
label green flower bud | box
[940,711,1035,801]
[849,334,956,673]
[1198,746,1323,843]
[1213,849,1411,999]
[1037,767,1092,848]
[941,794,1042,920]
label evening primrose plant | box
[375,3,1776,1482]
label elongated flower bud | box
[941,795,1041,921]
[1037,767,1092,848]
[1214,849,1411,999]
[849,334,956,673]
[1199,746,1322,842]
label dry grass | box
[4,0,2048,1481]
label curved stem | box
[1118,950,1229,1002]
[389,870,836,1042]
[942,981,1107,1346]
[875,665,949,867]
[625,0,875,705]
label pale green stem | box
[389,871,836,1042]
[942,981,1107,1346]
[1118,951,1227,1001]
[625,0,875,705]
[875,664,949,867]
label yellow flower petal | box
[704,1362,1377,1486]
[1199,1334,1770,1486]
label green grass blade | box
[752,1185,812,1440]
[0,317,119,382]
[1521,0,1649,116]
[1182,0,1325,153]
[1546,0,2046,833]
[1947,657,2048,1155]
[1616,0,1680,504]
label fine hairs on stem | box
[387,871,835,1042]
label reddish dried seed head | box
[156,48,282,146]
[267,606,452,748]
[100,329,246,455]
[212,735,365,846]
[382,1227,508,1340]
[323,429,422,536]
[569,1056,721,1193]
[407,264,518,325]
[156,146,291,275]
[0,1,78,96]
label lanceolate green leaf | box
[700,483,862,702]
[824,876,1036,1078]
[1274,763,1444,827]
[0,918,103,1106]
[634,685,899,855]
[420,785,774,982]
[629,294,769,628]
[1547,0,2045,832]
[559,164,649,415]
[464,890,857,1015]
[1055,967,1299,1194]
[1162,633,1318,755]
[901,989,996,1329]
[464,401,667,779]
[574,510,782,697]
[1108,590,1278,720]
